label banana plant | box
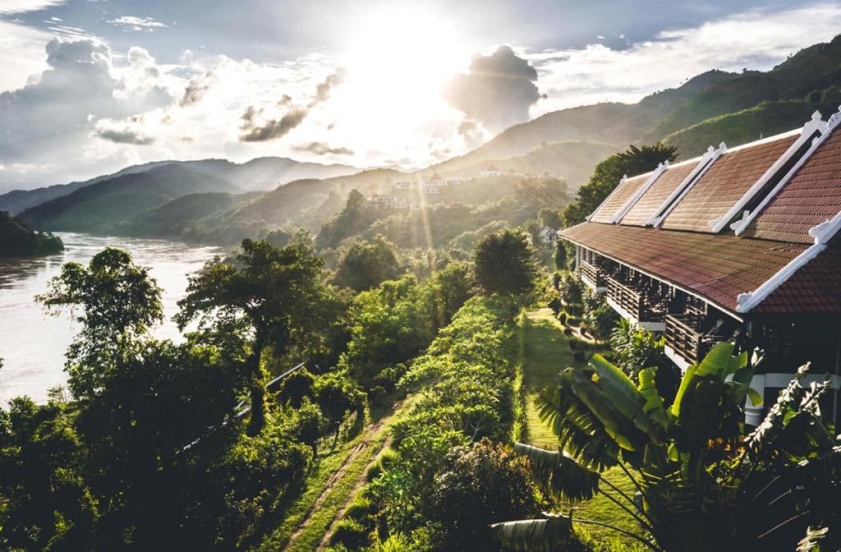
[494,343,841,551]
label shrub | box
[573,351,586,362]
[330,518,371,549]
[429,439,542,551]
[563,328,573,336]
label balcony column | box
[745,374,765,427]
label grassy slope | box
[520,309,646,551]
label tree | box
[538,207,562,229]
[553,240,567,270]
[0,398,95,551]
[473,228,539,299]
[176,237,328,435]
[340,274,437,389]
[37,248,163,400]
[561,143,678,228]
[333,235,402,292]
[431,260,475,326]
[493,345,841,552]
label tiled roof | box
[589,173,650,223]
[661,134,798,233]
[744,129,841,244]
[754,245,841,314]
[561,222,806,312]
[620,162,697,226]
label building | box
[539,226,559,244]
[560,109,841,426]
[365,194,409,209]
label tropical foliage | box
[494,344,841,552]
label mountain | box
[0,211,63,258]
[0,157,359,215]
[457,35,841,163]
[18,164,241,233]
[424,140,619,189]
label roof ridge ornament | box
[808,210,841,245]
[732,106,841,236]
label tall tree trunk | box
[246,336,266,436]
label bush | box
[559,312,568,325]
[563,328,573,336]
[573,351,586,363]
[330,518,371,549]
[429,439,542,551]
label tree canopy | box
[473,228,539,299]
[37,248,163,400]
[333,235,402,292]
[176,237,330,435]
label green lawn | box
[520,308,582,448]
[519,309,648,551]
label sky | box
[1,0,841,189]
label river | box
[0,233,224,404]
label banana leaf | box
[513,442,600,501]
[490,514,572,551]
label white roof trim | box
[587,174,628,222]
[736,210,841,313]
[733,106,841,235]
[736,242,826,313]
[611,161,669,224]
[648,143,725,228]
[709,112,826,233]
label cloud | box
[313,69,345,104]
[180,70,215,106]
[240,108,306,142]
[0,37,172,182]
[293,141,354,156]
[0,0,67,14]
[446,45,544,132]
[237,69,345,142]
[94,126,155,145]
[108,16,168,32]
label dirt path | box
[281,397,412,552]
[283,422,383,550]
[315,435,394,551]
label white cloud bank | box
[530,3,841,113]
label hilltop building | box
[561,109,841,426]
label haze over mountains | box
[3,34,841,244]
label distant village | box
[362,165,528,211]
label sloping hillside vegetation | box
[0,211,63,257]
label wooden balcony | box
[580,261,605,289]
[606,278,666,326]
[664,314,723,366]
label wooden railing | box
[607,278,656,321]
[580,261,604,288]
[665,314,722,364]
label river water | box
[0,233,224,404]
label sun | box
[329,4,471,160]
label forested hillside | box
[0,211,63,257]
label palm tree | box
[492,343,841,552]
